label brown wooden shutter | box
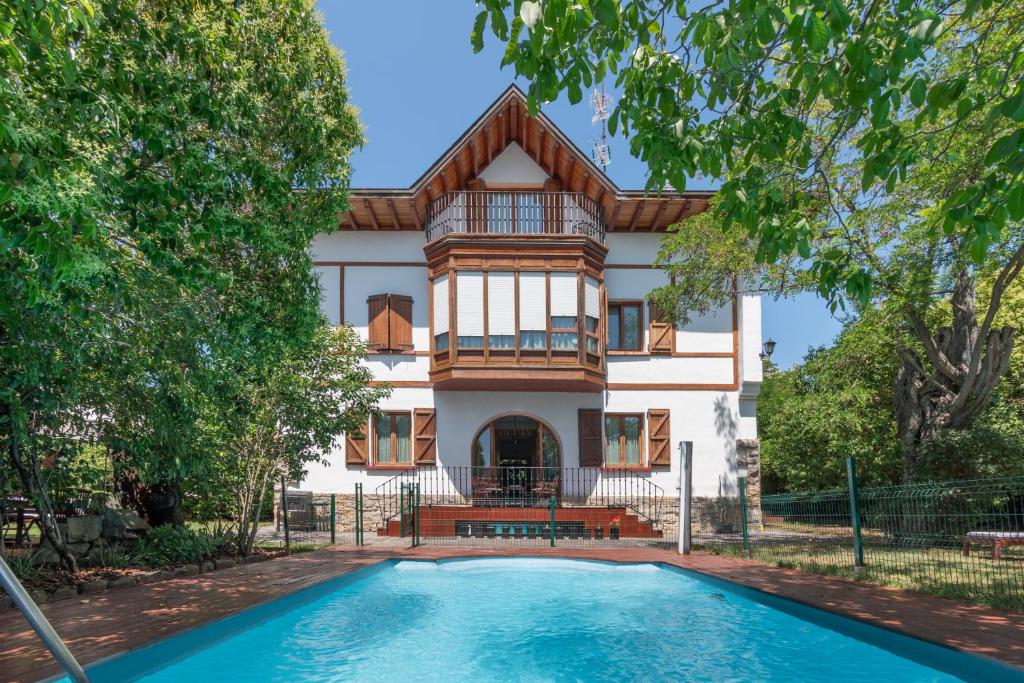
[578,409,603,467]
[648,409,671,467]
[345,421,368,465]
[389,295,414,351]
[413,408,436,465]
[367,294,390,350]
[648,301,674,354]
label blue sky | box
[316,2,845,368]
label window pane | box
[587,336,599,354]
[608,306,621,349]
[623,305,640,350]
[473,427,492,467]
[489,334,515,349]
[552,332,578,350]
[624,416,641,465]
[434,332,449,351]
[395,414,411,464]
[551,315,577,329]
[521,331,546,350]
[457,335,484,348]
[604,416,621,465]
[585,316,598,333]
[375,414,392,464]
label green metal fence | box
[372,467,677,549]
[694,464,1024,611]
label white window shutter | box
[549,272,578,317]
[433,274,449,334]
[488,272,515,336]
[456,271,484,336]
[585,276,600,318]
[519,272,547,330]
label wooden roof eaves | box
[404,84,618,197]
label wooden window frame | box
[606,301,643,352]
[602,413,647,469]
[371,411,414,469]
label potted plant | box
[609,517,621,540]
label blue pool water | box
[81,558,1021,682]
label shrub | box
[135,525,218,567]
[7,552,40,582]
[93,542,133,569]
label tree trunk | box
[895,274,1015,481]
[114,460,184,527]
[5,424,79,572]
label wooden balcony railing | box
[424,191,605,243]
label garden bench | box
[962,531,1024,560]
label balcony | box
[424,191,605,243]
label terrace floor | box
[2,546,1023,681]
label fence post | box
[330,494,336,545]
[413,483,420,548]
[550,495,556,547]
[399,483,405,537]
[678,441,693,555]
[847,457,865,576]
[280,476,290,554]
[738,476,750,558]
[355,483,363,546]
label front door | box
[494,417,539,503]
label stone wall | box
[736,438,762,524]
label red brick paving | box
[1,546,1022,682]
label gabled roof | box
[342,85,713,232]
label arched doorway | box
[472,415,561,504]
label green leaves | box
[803,11,830,52]
[2,0,374,527]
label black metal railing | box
[424,191,605,243]
[373,465,664,533]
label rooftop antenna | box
[589,81,612,171]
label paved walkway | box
[2,546,1022,681]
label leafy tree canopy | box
[473,0,1024,305]
[2,0,377,566]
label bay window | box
[519,272,547,351]
[549,272,578,351]
[456,271,484,349]
[433,274,449,351]
[487,271,515,349]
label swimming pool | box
[79,558,1020,682]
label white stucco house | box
[300,86,762,539]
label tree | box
[472,0,1024,477]
[215,326,387,557]
[2,0,367,568]
[760,280,1024,491]
[758,310,903,491]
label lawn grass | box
[699,539,1024,612]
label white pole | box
[678,441,693,555]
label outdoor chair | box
[2,495,40,548]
